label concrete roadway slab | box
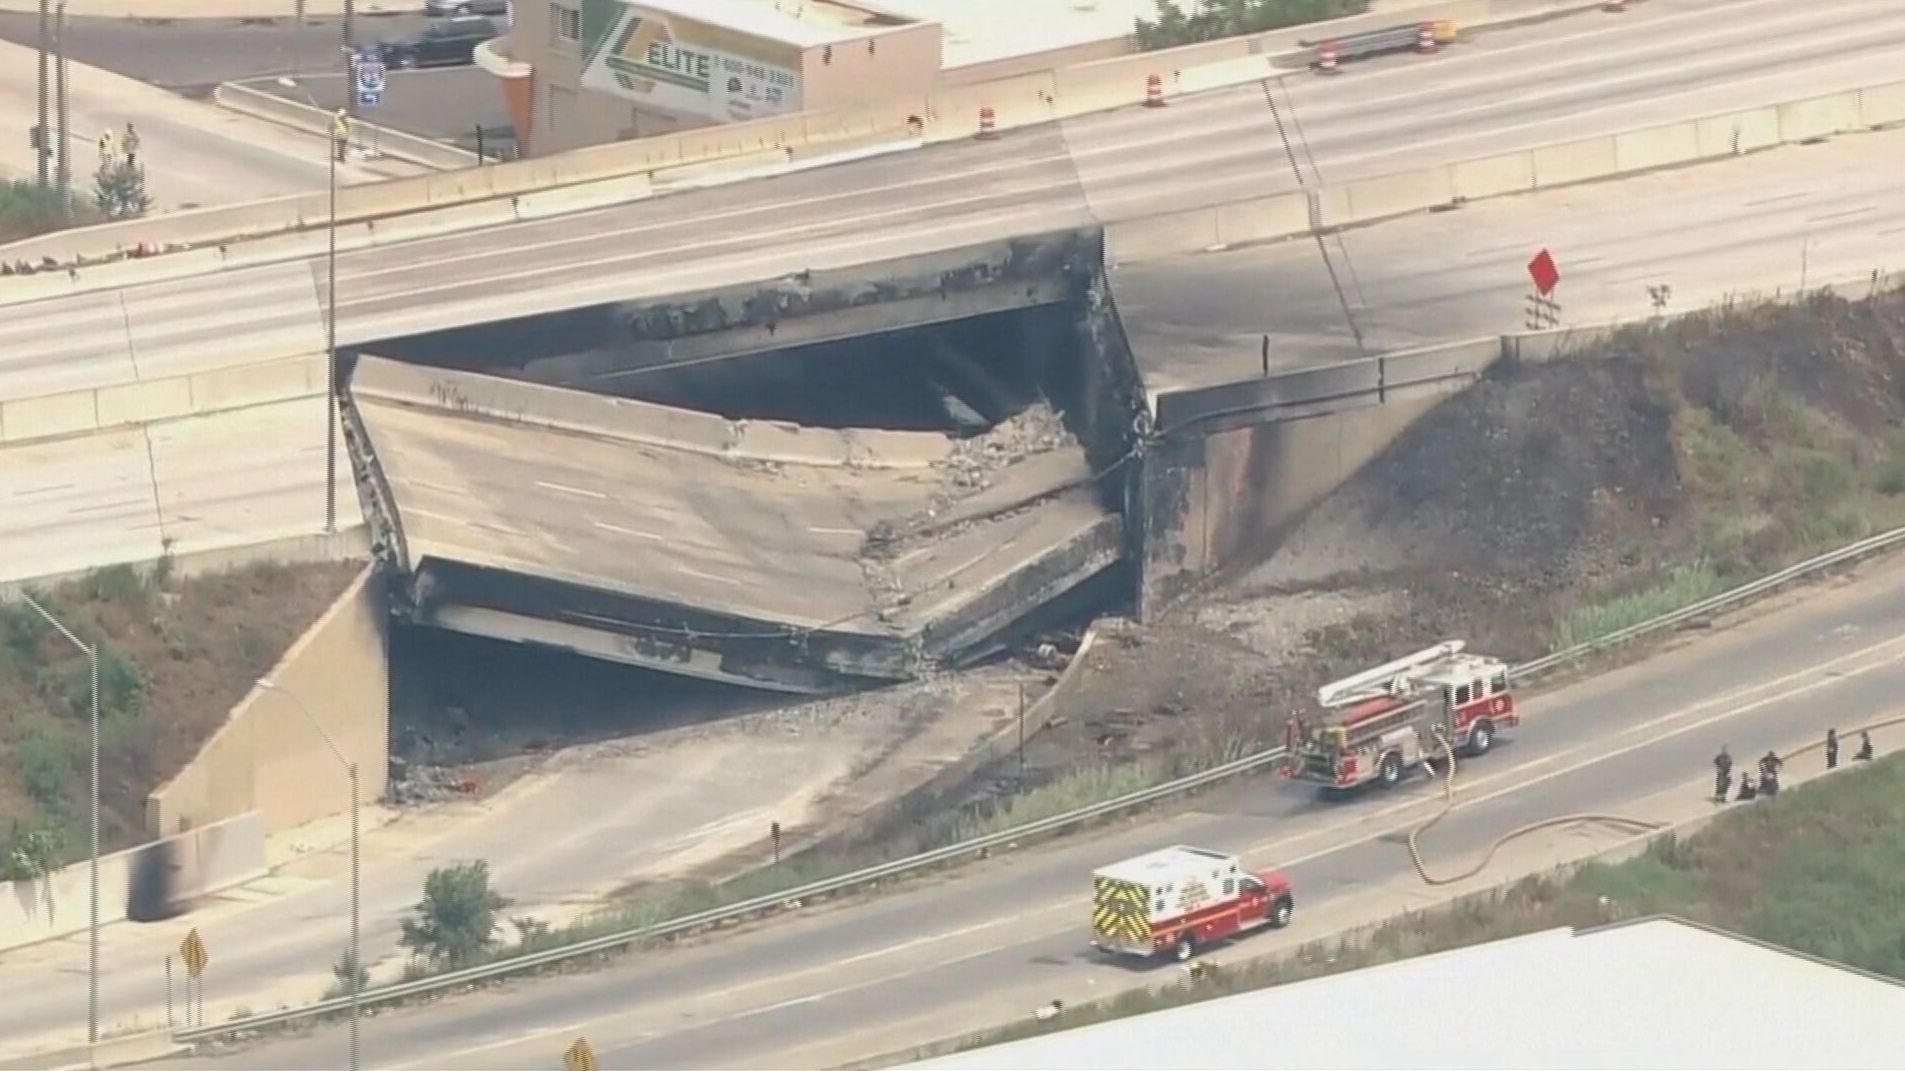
[0,394,349,584]
[352,358,1114,643]
[1115,122,1905,393]
[0,260,324,401]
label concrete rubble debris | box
[387,757,480,805]
[935,401,1072,494]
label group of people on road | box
[1713,729,1873,802]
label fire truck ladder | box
[1316,640,1466,709]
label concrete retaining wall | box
[1109,79,1905,266]
[0,354,326,446]
[145,566,389,837]
[0,812,265,954]
[1131,264,1900,615]
[0,0,1622,276]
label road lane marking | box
[536,479,606,499]
[592,520,663,540]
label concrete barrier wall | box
[1108,80,1905,264]
[0,355,326,446]
[213,82,479,172]
[146,567,388,838]
[352,355,954,468]
[0,0,1623,273]
[0,812,265,954]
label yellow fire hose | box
[1404,713,1905,887]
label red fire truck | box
[1090,845,1294,962]
[1283,640,1518,792]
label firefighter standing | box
[1759,750,1783,797]
[1825,728,1839,770]
[1713,747,1733,802]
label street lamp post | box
[257,679,359,1071]
[20,596,98,1053]
[276,76,348,535]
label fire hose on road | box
[1404,711,1905,887]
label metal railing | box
[172,523,1905,1044]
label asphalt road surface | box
[0,10,502,146]
[152,551,1905,1070]
[0,10,432,94]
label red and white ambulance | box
[1090,845,1294,962]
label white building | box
[904,918,1905,1069]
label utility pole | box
[326,108,345,533]
[35,0,48,189]
[54,0,70,207]
[339,0,356,163]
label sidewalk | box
[0,0,421,17]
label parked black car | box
[423,0,507,15]
[375,16,498,69]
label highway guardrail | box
[170,520,1905,1044]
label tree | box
[1133,0,1367,51]
[399,861,509,968]
[328,946,368,997]
[92,154,151,221]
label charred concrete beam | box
[404,558,915,693]
[580,229,1104,376]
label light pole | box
[20,595,98,1053]
[35,0,48,190]
[257,678,360,1071]
[53,0,69,207]
[277,75,348,535]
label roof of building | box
[873,0,1157,67]
[900,918,1905,1069]
[639,0,905,49]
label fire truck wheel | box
[1270,896,1293,928]
[1469,720,1495,756]
[1174,933,1196,962]
[1379,752,1402,789]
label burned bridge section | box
[347,357,1124,693]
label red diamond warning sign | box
[1527,248,1560,296]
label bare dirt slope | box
[1026,289,1905,782]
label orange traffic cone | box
[1416,23,1436,53]
[977,105,996,139]
[1602,0,1627,10]
[1144,72,1164,108]
[1317,39,1341,75]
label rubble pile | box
[936,402,1073,494]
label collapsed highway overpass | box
[332,217,1488,691]
[343,229,1143,692]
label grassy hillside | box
[1,560,362,875]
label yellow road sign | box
[180,928,209,979]
[563,1036,597,1071]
